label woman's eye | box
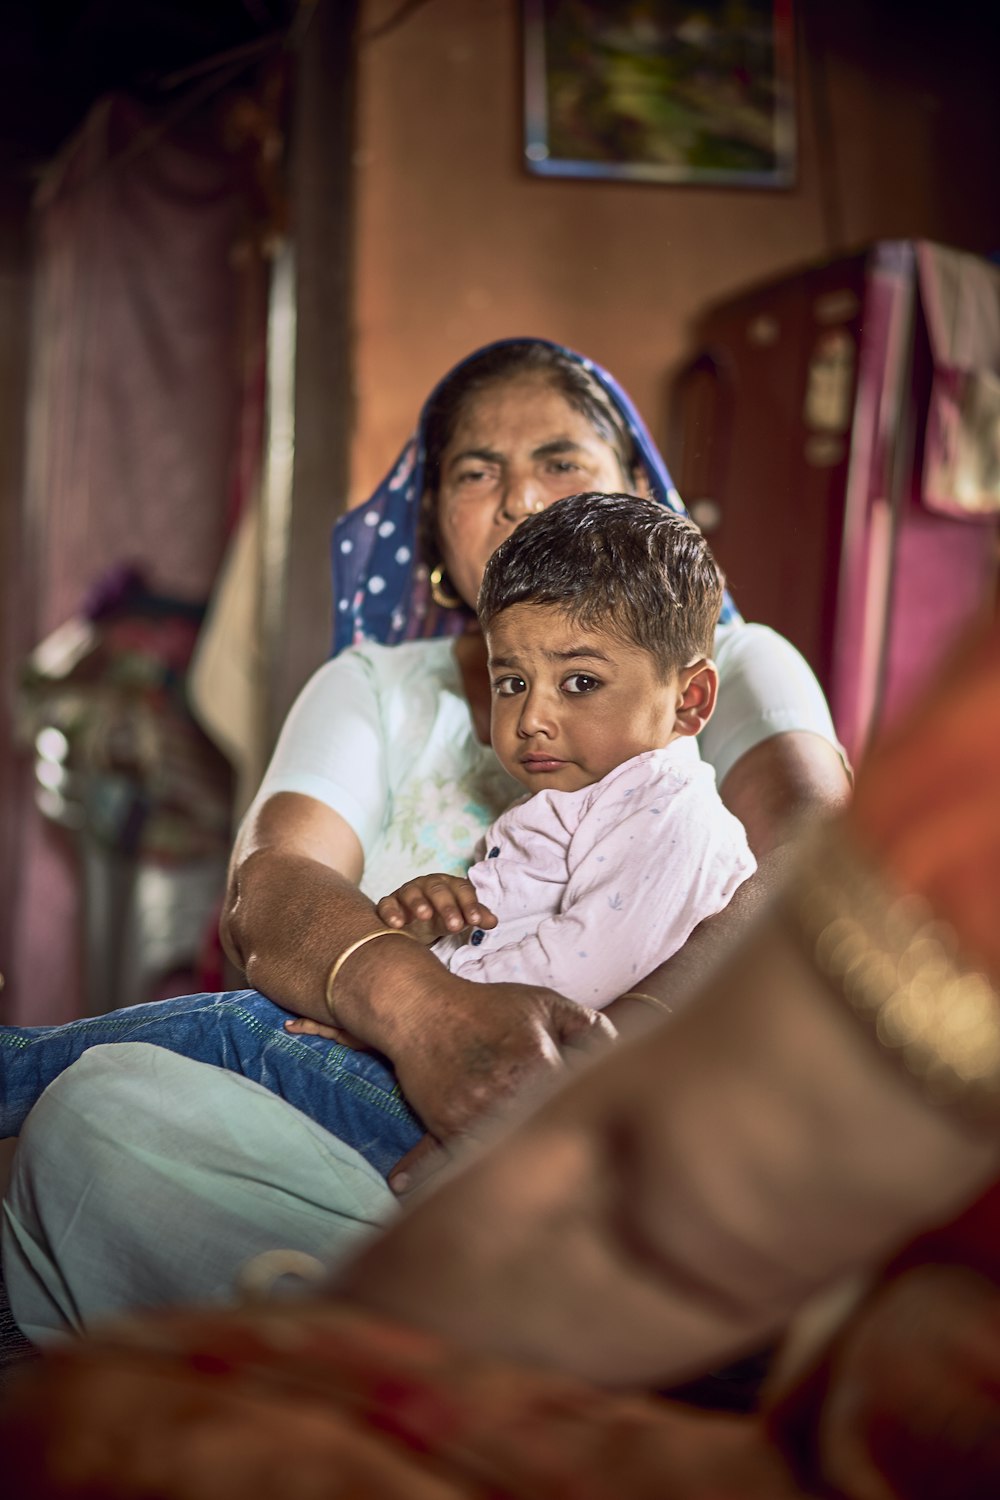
[455,466,498,487]
[562,674,601,694]
[546,460,582,476]
[494,676,527,697]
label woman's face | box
[434,375,633,609]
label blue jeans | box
[0,990,424,1177]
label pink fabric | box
[9,97,260,1024]
[434,742,755,1008]
[917,243,1000,520]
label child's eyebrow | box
[546,646,613,662]
[489,646,613,671]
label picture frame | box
[523,0,796,189]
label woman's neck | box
[453,630,492,745]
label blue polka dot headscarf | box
[331,336,739,658]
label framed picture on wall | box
[523,0,796,188]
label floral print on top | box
[250,637,521,902]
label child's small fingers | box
[456,882,487,922]
[375,895,407,928]
[383,892,435,926]
[284,1017,338,1039]
[426,889,465,932]
[391,883,437,921]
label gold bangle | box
[323,928,419,1021]
[782,822,1000,1125]
[619,990,674,1017]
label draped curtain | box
[8,92,268,1024]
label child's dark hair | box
[478,493,724,676]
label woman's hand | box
[376,874,498,944]
[287,971,617,1196]
[385,975,616,1194]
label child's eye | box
[562,674,601,694]
[493,676,527,697]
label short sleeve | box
[700,622,848,787]
[245,651,388,855]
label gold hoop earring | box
[429,564,463,610]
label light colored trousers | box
[1,1044,398,1342]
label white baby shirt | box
[433,740,756,1008]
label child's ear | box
[673,659,718,738]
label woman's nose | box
[498,477,544,522]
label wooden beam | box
[262,0,359,747]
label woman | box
[1,338,850,1336]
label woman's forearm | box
[221,792,447,1046]
[225,845,422,1032]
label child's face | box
[486,603,684,794]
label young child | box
[0,494,752,1168]
[369,491,754,1008]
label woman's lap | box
[1,1044,400,1340]
[0,993,424,1339]
[0,989,424,1174]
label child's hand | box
[376,874,498,943]
[283,1016,373,1052]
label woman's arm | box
[222,790,614,1149]
[702,623,852,855]
[717,729,851,857]
[221,792,370,1013]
